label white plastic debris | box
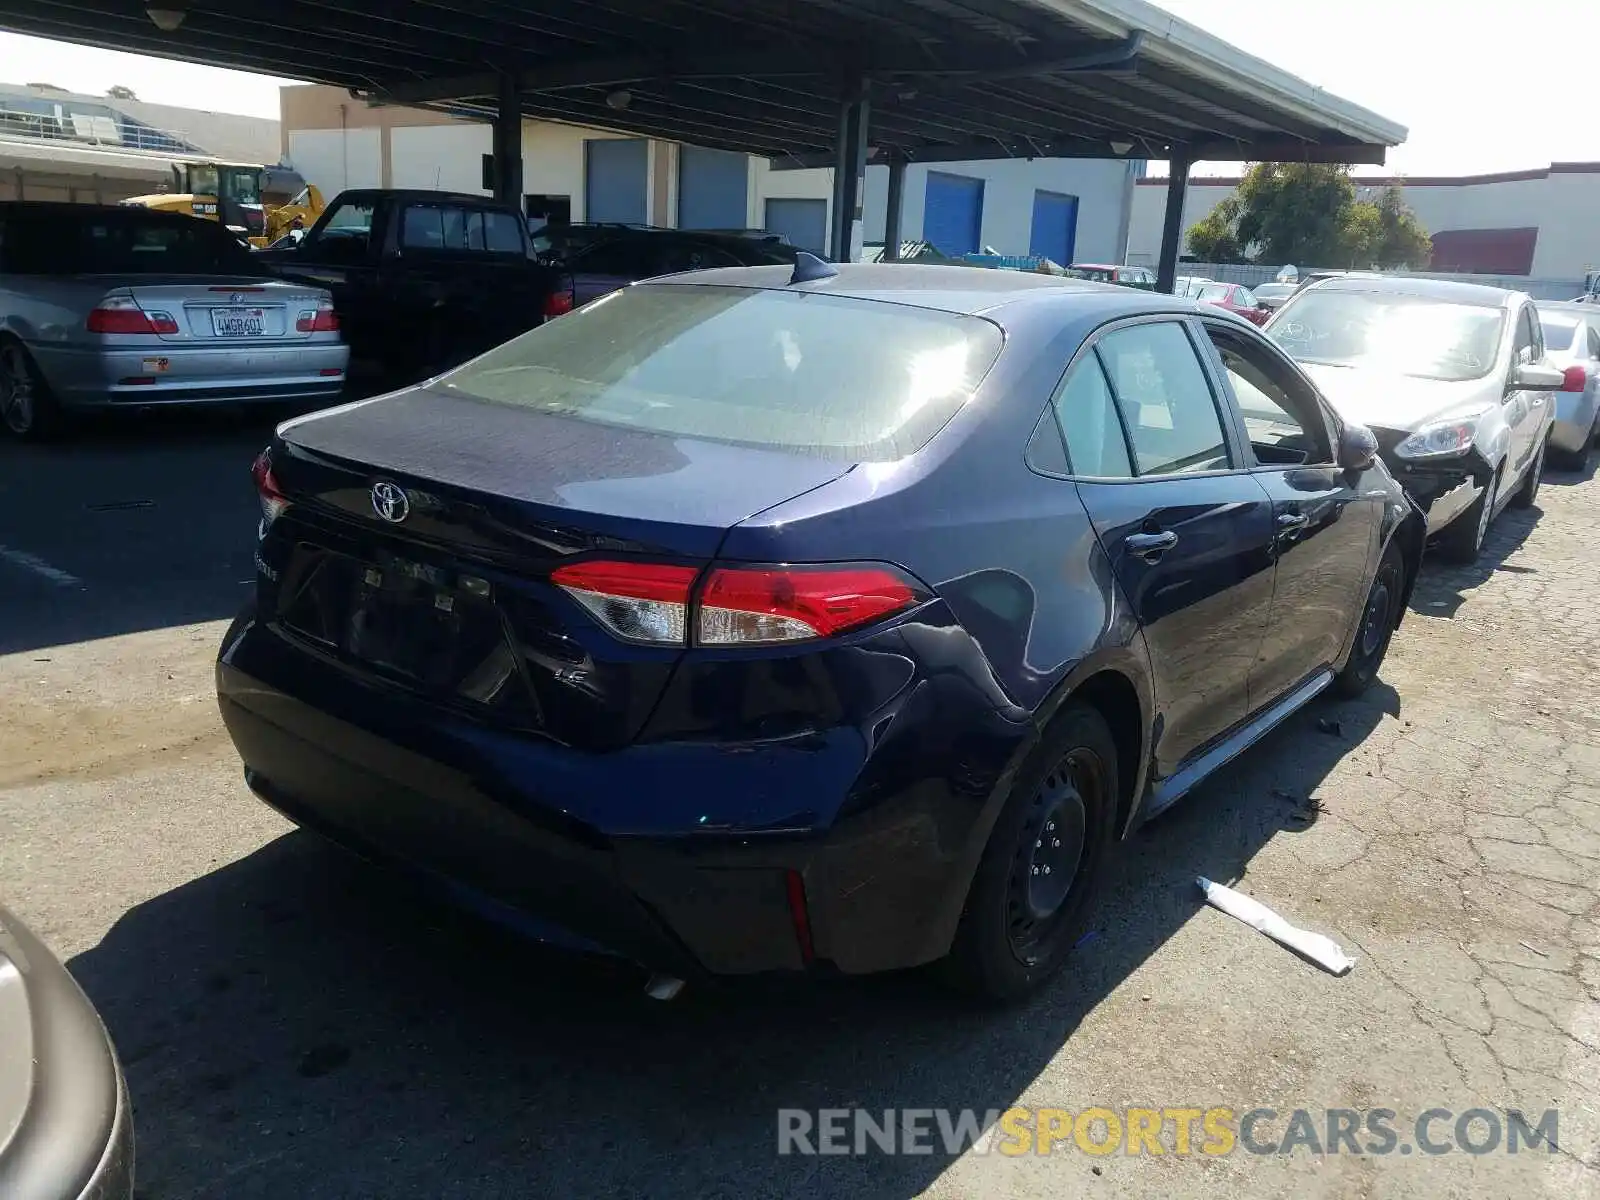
[1197,877,1355,976]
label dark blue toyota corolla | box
[218,261,1424,1001]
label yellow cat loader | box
[122,162,323,250]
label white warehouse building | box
[1127,161,1600,283]
[279,84,1142,264]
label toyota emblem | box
[370,481,410,523]
[230,293,245,305]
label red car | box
[1192,280,1270,325]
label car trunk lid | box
[103,276,327,343]
[260,387,853,749]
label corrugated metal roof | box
[0,1,1404,167]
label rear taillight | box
[87,295,174,334]
[548,560,697,644]
[544,290,575,319]
[698,565,919,644]
[1562,365,1588,393]
[550,559,924,646]
[296,300,339,333]
[251,448,289,523]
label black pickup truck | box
[255,188,567,382]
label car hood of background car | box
[278,385,860,539]
[1297,363,1499,431]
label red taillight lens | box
[1562,365,1588,393]
[544,290,574,318]
[87,296,161,334]
[550,560,698,644]
[251,448,289,522]
[699,564,919,644]
[295,301,339,333]
[551,559,923,646]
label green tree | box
[1186,196,1245,263]
[1369,184,1433,268]
[1182,164,1433,269]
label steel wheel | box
[0,342,36,436]
[1004,748,1103,966]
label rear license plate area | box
[279,546,522,707]
[212,307,266,336]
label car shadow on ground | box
[1409,499,1542,619]
[70,688,1396,1200]
[0,401,345,656]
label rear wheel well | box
[1069,670,1144,837]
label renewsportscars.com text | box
[776,1106,1559,1158]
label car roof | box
[330,189,511,207]
[640,262,1200,319]
[1310,274,1522,306]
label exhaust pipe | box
[644,973,685,1002]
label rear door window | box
[436,283,1004,462]
[1095,322,1231,475]
[1053,353,1133,478]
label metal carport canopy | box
[0,0,1404,167]
[0,0,1405,280]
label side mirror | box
[1337,422,1379,471]
[1510,362,1565,391]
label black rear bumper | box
[221,673,801,979]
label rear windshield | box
[4,210,255,274]
[1540,316,1579,354]
[435,284,1004,461]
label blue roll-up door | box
[1029,190,1079,265]
[922,172,984,255]
[584,138,648,224]
[764,197,828,255]
[678,146,749,230]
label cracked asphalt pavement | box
[3,413,1599,1198]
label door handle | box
[1276,512,1310,534]
[1125,530,1179,561]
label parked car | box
[1535,301,1600,469]
[539,225,800,308]
[1252,281,1298,310]
[0,900,134,1198]
[1191,280,1270,325]
[0,202,348,439]
[255,189,565,383]
[1069,262,1156,289]
[219,261,1422,1002]
[1267,276,1561,563]
[1172,275,1213,297]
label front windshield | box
[1268,290,1505,382]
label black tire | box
[1333,539,1404,699]
[0,337,63,440]
[943,701,1120,1003]
[1436,468,1499,565]
[1511,438,1546,507]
